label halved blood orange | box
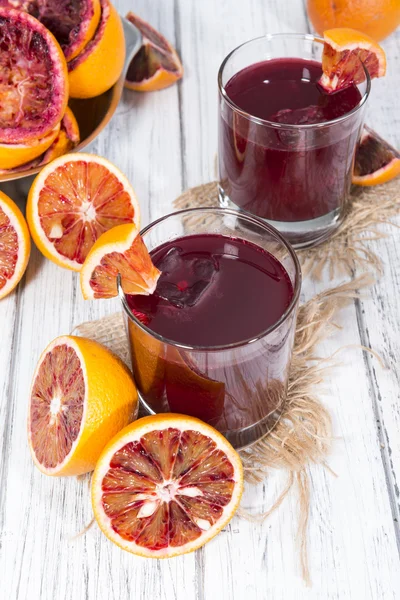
[0,190,31,300]
[28,335,139,476]
[0,7,69,144]
[29,0,101,61]
[39,107,80,165]
[353,126,400,186]
[68,0,125,99]
[80,223,161,299]
[0,123,60,171]
[319,28,386,93]
[1,0,101,61]
[125,12,183,92]
[91,414,243,557]
[26,153,140,271]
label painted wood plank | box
[1,0,400,599]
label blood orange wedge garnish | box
[28,335,139,476]
[68,0,125,99]
[80,223,161,299]
[39,107,80,165]
[353,125,400,186]
[0,123,60,171]
[91,414,244,557]
[318,28,386,93]
[0,190,30,300]
[0,7,69,144]
[26,153,140,271]
[0,0,101,61]
[125,12,183,92]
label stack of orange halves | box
[0,1,185,174]
[0,0,126,172]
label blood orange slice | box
[80,223,161,299]
[26,153,140,271]
[0,7,69,144]
[0,190,30,300]
[91,414,243,557]
[28,335,139,476]
[319,28,386,93]
[353,125,400,186]
[125,12,183,92]
[39,107,80,165]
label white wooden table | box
[1,1,400,598]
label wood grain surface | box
[1,0,399,598]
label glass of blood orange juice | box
[119,208,301,449]
[218,34,370,249]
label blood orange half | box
[125,12,183,92]
[0,0,101,61]
[0,191,31,300]
[319,28,386,93]
[0,124,60,171]
[28,335,138,476]
[0,7,69,144]
[68,0,125,99]
[91,414,243,557]
[26,153,140,271]
[353,126,400,186]
[80,223,161,299]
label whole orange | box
[307,0,400,41]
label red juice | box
[125,233,297,447]
[219,58,363,224]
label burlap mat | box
[173,179,400,280]
[74,273,375,584]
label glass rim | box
[218,32,371,130]
[118,207,302,352]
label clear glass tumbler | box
[218,33,370,248]
[119,208,301,449]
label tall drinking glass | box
[218,34,370,248]
[119,208,301,449]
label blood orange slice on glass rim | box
[91,414,244,557]
[28,335,138,476]
[0,7,69,144]
[318,28,386,93]
[0,191,30,300]
[80,223,161,299]
[353,125,400,186]
[26,153,140,271]
[125,11,183,92]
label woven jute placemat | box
[174,179,400,280]
[74,272,376,584]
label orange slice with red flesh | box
[0,190,31,300]
[91,414,244,557]
[125,12,183,92]
[353,125,400,186]
[26,153,140,271]
[0,7,69,144]
[80,223,161,299]
[319,28,386,93]
[28,335,138,476]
